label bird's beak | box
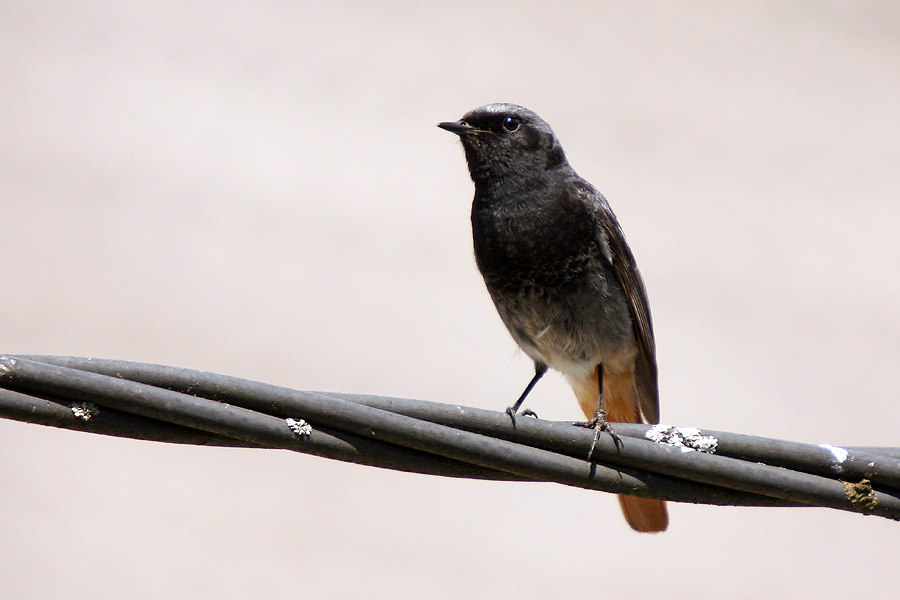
[437,120,488,136]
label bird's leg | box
[578,363,623,457]
[506,362,547,426]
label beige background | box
[2,2,899,598]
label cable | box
[2,355,897,520]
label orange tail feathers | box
[619,495,668,533]
[572,367,669,533]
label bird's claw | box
[505,405,518,427]
[577,416,623,459]
[507,406,539,428]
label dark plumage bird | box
[439,104,668,532]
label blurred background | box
[2,1,899,597]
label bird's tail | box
[572,368,669,533]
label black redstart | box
[439,103,668,532]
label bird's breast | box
[471,192,597,294]
[470,187,636,369]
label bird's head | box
[439,104,569,186]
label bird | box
[439,103,668,532]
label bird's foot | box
[506,406,539,427]
[576,414,623,458]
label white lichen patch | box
[820,443,849,469]
[70,402,100,421]
[646,424,718,454]
[286,418,313,439]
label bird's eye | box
[502,116,521,132]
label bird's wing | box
[578,182,660,423]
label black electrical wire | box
[2,355,897,520]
